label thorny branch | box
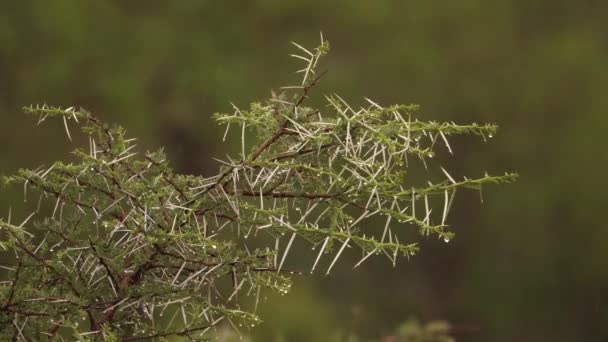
[0,36,515,340]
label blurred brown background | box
[1,1,607,341]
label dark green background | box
[1,1,607,341]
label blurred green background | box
[1,1,607,341]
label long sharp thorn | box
[311,237,329,274]
[326,238,350,275]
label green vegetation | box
[0,39,513,340]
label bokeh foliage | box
[1,1,607,341]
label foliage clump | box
[0,36,515,340]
